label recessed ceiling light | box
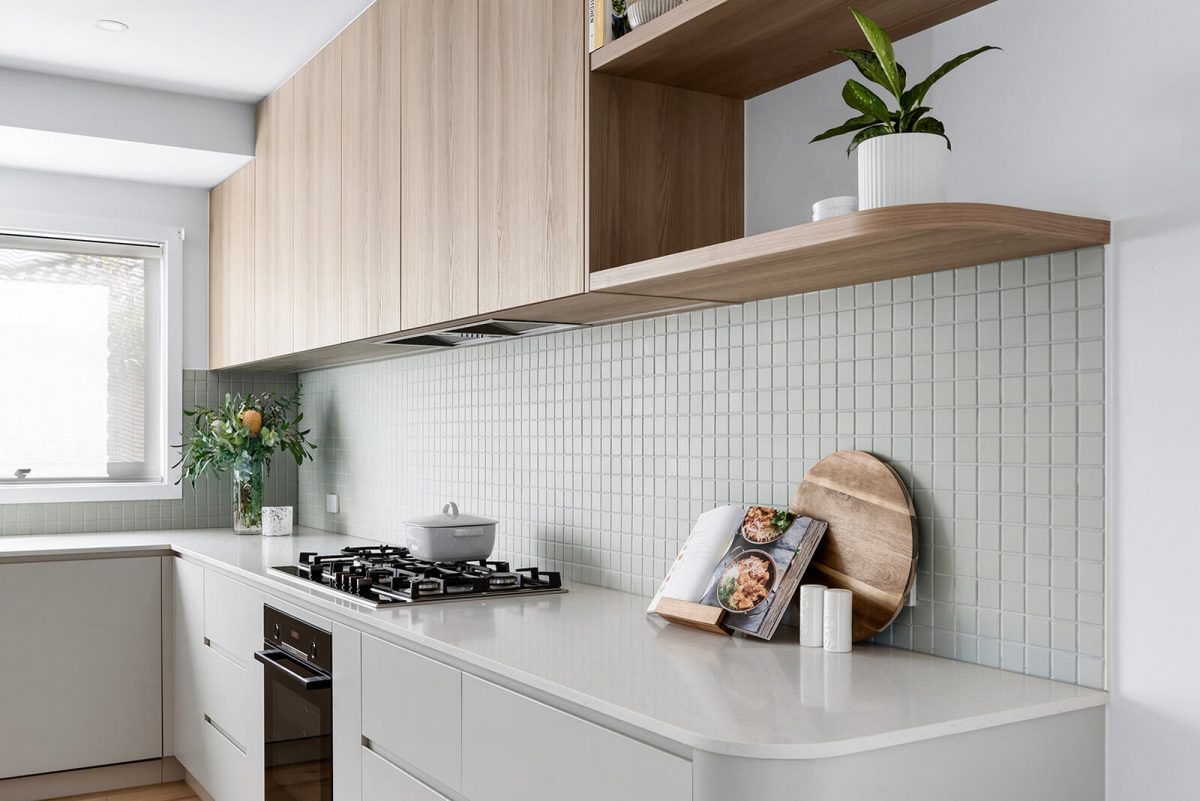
[96,19,129,32]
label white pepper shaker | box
[823,588,853,653]
[799,584,826,647]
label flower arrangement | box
[176,388,315,532]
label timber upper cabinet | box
[293,39,344,352]
[209,161,255,369]
[208,0,735,370]
[342,2,388,340]
[392,0,480,330]
[477,0,586,312]
[394,0,586,324]
[209,0,591,370]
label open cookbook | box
[647,505,827,640]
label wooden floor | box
[50,781,198,801]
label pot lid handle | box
[442,501,459,519]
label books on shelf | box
[648,505,828,640]
[588,0,606,52]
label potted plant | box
[810,9,998,210]
[176,389,315,533]
[611,0,631,39]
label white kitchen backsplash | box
[298,247,1105,688]
[0,370,299,535]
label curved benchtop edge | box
[0,532,1108,760]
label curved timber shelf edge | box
[587,203,1111,305]
[590,0,1000,99]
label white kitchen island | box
[0,529,1105,801]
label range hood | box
[376,319,584,348]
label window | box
[0,218,181,503]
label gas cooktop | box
[270,545,565,606]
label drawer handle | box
[254,648,332,690]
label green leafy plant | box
[771,509,797,533]
[718,572,737,607]
[611,0,631,39]
[811,8,998,154]
[175,387,315,487]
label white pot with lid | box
[403,502,497,562]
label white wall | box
[0,166,211,368]
[746,1,1200,798]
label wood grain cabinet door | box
[341,3,384,341]
[293,40,344,351]
[209,161,255,368]
[253,82,295,360]
[378,0,404,334]
[393,0,480,330]
[478,0,586,313]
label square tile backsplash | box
[0,369,299,535]
[298,247,1105,688]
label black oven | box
[254,606,333,801]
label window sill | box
[0,480,184,505]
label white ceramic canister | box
[823,588,854,653]
[799,584,827,647]
[856,132,948,210]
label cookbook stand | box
[653,598,731,635]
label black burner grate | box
[281,545,563,606]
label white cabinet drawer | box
[200,643,248,750]
[462,676,691,801]
[204,569,262,663]
[202,717,256,801]
[361,635,461,792]
[362,748,450,801]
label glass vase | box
[232,455,264,534]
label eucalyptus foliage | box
[175,387,315,487]
[811,9,998,154]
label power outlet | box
[326,494,340,514]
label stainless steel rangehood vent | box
[377,319,584,348]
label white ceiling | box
[0,0,377,101]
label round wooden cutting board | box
[788,450,918,642]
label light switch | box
[326,494,340,514]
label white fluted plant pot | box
[856,132,948,210]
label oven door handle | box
[254,648,332,690]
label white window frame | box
[0,210,182,504]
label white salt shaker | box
[823,588,853,653]
[799,584,826,647]
[262,506,294,537]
